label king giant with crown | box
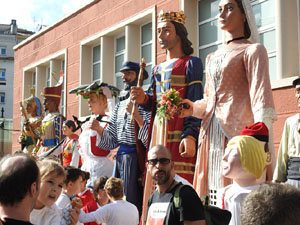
[131,10,204,220]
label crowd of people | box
[2,0,300,225]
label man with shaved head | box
[0,154,40,225]
[145,145,205,225]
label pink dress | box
[192,43,276,203]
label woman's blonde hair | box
[37,159,65,181]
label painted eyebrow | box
[157,25,172,29]
[218,3,234,8]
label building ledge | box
[0,57,14,60]
[271,76,299,90]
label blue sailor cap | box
[120,61,139,72]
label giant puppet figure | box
[217,135,267,225]
[95,61,151,215]
[180,0,276,204]
[273,76,300,188]
[19,89,43,154]
[132,10,203,182]
[39,74,64,156]
[70,81,119,187]
[131,11,203,223]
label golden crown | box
[158,10,186,25]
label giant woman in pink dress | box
[181,0,276,204]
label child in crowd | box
[56,166,83,209]
[30,159,79,225]
[79,177,139,225]
[82,176,110,225]
[62,120,81,167]
[78,171,94,208]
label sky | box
[1,0,92,32]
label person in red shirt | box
[82,176,109,225]
[78,171,94,208]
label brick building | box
[12,0,300,157]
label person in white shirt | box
[30,159,79,225]
[56,166,83,209]
[79,177,139,225]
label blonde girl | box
[30,159,79,225]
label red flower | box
[161,95,167,101]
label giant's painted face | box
[222,143,254,180]
[87,93,107,114]
[43,98,57,113]
[218,0,246,33]
[157,21,180,50]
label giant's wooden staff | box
[129,58,147,184]
[130,58,146,123]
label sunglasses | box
[147,158,172,166]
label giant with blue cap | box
[120,61,148,91]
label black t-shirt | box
[146,182,205,225]
[1,218,33,225]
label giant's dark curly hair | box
[171,21,194,55]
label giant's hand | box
[101,86,112,99]
[130,86,147,105]
[179,136,196,158]
[179,99,194,118]
[126,100,144,127]
[89,118,104,136]
[126,101,134,114]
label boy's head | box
[242,183,300,225]
[80,171,90,192]
[64,166,83,195]
[93,176,109,205]
[104,177,124,200]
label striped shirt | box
[97,98,151,150]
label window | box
[141,22,152,86]
[198,0,222,69]
[0,47,6,55]
[252,0,276,80]
[46,67,50,87]
[0,69,6,81]
[115,36,125,90]
[92,45,101,82]
[0,93,5,103]
[60,61,65,115]
[198,0,276,79]
[32,72,36,88]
